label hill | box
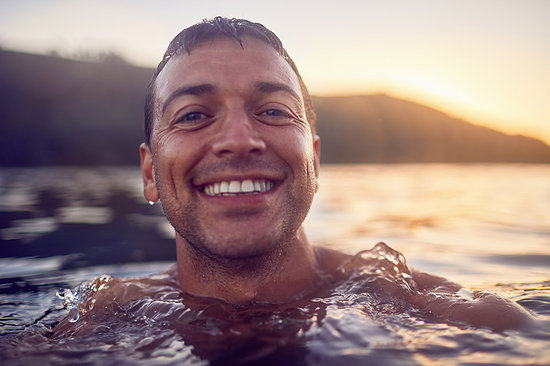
[0,50,150,166]
[314,95,550,163]
[1,49,549,165]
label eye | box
[262,109,286,117]
[255,106,295,125]
[181,111,206,122]
[173,109,213,130]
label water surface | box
[1,164,549,365]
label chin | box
[207,237,283,260]
[185,227,292,262]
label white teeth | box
[202,179,275,196]
[241,179,254,192]
[220,181,228,194]
[228,180,241,193]
[253,180,261,192]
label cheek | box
[152,134,204,183]
[290,129,315,161]
[274,129,316,175]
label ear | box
[140,143,159,203]
[313,134,321,191]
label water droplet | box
[56,274,112,322]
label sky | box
[1,0,549,144]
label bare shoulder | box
[408,269,537,332]
[53,264,179,337]
[314,245,354,275]
[315,244,537,332]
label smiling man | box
[139,18,322,304]
[53,18,534,339]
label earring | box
[148,200,155,206]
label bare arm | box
[409,269,535,332]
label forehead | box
[153,36,303,106]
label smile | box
[203,179,275,196]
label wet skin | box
[52,245,536,336]
[140,37,321,303]
[54,36,536,335]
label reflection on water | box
[1,164,549,365]
[307,164,550,286]
[0,167,175,268]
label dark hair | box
[144,16,316,145]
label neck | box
[175,227,319,304]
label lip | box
[204,179,275,196]
[193,172,283,199]
[194,171,282,185]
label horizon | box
[2,47,547,148]
[1,0,548,144]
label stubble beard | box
[156,155,317,278]
[172,189,310,274]
[160,185,313,279]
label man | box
[55,17,532,335]
[139,16,324,304]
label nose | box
[211,108,267,157]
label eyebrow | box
[160,81,302,116]
[253,81,302,103]
[161,84,216,116]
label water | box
[1,164,549,365]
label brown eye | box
[263,109,286,117]
[181,111,206,122]
[256,108,295,125]
[173,109,214,131]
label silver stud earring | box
[148,200,155,206]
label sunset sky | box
[1,0,548,144]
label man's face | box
[140,36,320,259]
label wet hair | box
[144,16,316,145]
